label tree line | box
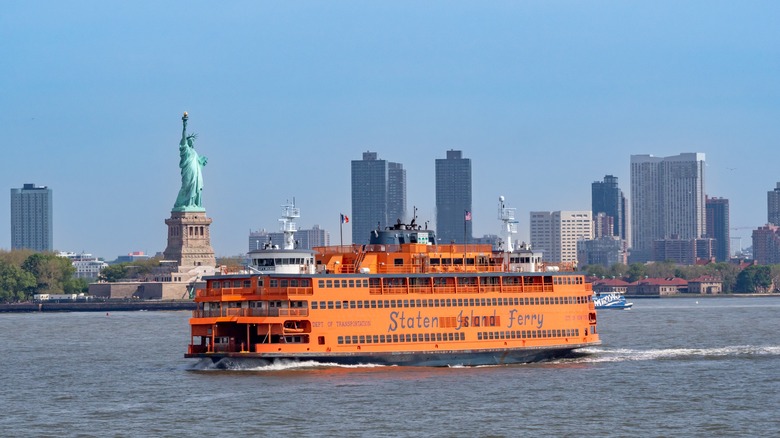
[582,261,780,293]
[0,250,90,303]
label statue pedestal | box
[163,210,216,268]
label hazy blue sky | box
[2,1,778,259]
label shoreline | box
[0,300,196,313]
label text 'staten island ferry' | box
[186,198,600,368]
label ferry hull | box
[188,343,598,369]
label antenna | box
[498,195,518,252]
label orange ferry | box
[186,200,600,368]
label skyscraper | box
[705,196,730,262]
[387,162,407,226]
[530,210,593,263]
[351,151,406,245]
[10,183,53,251]
[630,153,706,262]
[768,182,780,226]
[435,150,472,244]
[591,175,626,240]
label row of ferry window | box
[552,277,584,285]
[210,278,312,289]
[311,295,591,310]
[477,328,580,340]
[337,332,466,345]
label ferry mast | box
[279,200,300,250]
[498,195,518,252]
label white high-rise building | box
[630,153,706,262]
[530,211,593,263]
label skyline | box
[2,2,779,259]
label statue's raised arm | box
[173,112,207,212]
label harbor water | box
[2,297,779,437]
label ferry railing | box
[192,307,308,318]
[286,287,314,296]
[279,308,309,317]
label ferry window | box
[454,258,463,265]
[405,334,412,342]
[318,336,325,345]
[212,282,220,289]
[468,299,474,306]
[436,333,443,341]
[335,301,342,309]
[371,300,377,308]
[345,336,351,344]
[373,335,379,343]
[338,336,344,344]
[334,281,340,288]
[319,301,326,308]
[243,280,251,288]
[390,300,397,308]
[349,280,355,287]
[430,258,440,265]
[341,280,348,288]
[500,332,505,339]
[352,336,358,344]
[327,301,334,309]
[424,333,430,342]
[392,334,399,342]
[326,280,332,288]
[380,335,386,343]
[359,336,365,344]
[411,334,418,342]
[384,300,390,308]
[291,280,298,287]
[311,302,318,309]
[270,279,278,288]
[442,258,452,265]
[350,301,356,309]
[377,300,384,309]
[466,258,475,265]
[488,332,494,340]
[394,258,404,266]
[357,301,363,309]
[318,280,324,288]
[281,280,288,288]
[416,299,422,307]
[364,300,370,308]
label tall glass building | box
[630,153,706,262]
[351,152,406,245]
[591,175,626,240]
[11,183,53,251]
[705,196,730,262]
[435,150,472,244]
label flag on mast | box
[464,211,472,221]
[341,214,349,224]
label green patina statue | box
[173,112,208,212]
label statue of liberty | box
[173,112,208,211]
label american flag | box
[464,211,472,221]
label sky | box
[2,1,779,260]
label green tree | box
[583,264,607,279]
[626,263,647,282]
[0,260,37,302]
[735,265,772,293]
[99,263,129,282]
[608,263,629,279]
[21,253,75,294]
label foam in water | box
[571,345,780,364]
